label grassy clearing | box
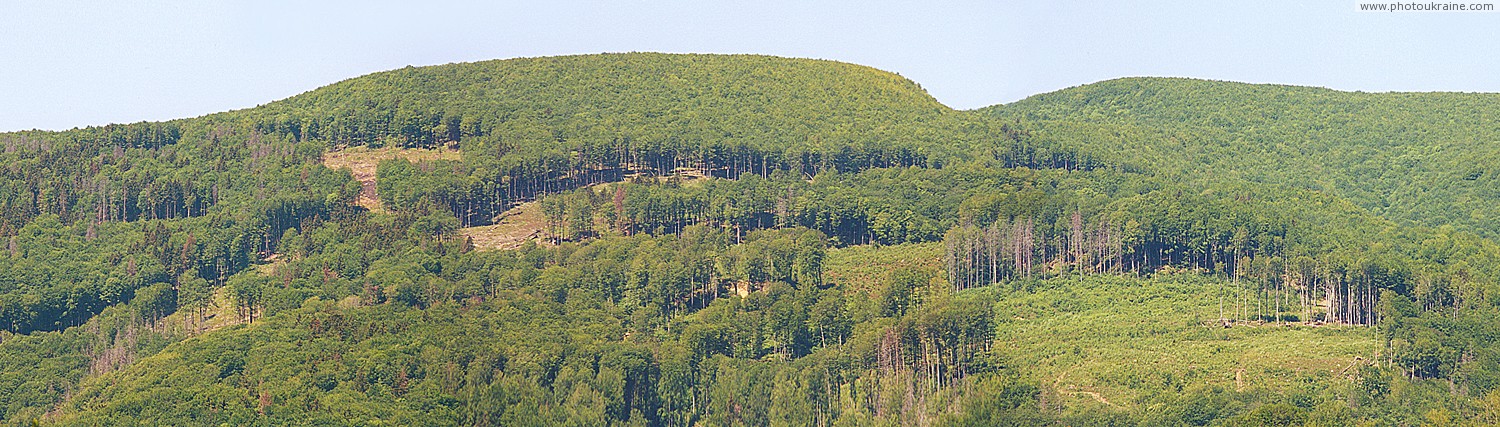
[151,286,246,337]
[321,146,462,213]
[459,201,551,251]
[987,273,1380,410]
[824,242,944,296]
[827,243,1380,413]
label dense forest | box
[3,53,1500,426]
[984,77,1500,240]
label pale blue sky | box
[1,0,1496,132]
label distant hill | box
[232,52,1071,176]
[3,55,1500,426]
[220,52,1082,226]
[261,53,952,147]
[983,77,1500,238]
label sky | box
[1,0,1497,132]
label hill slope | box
[0,53,1077,424]
[984,77,1500,238]
[238,52,1074,178]
[234,53,1079,228]
[3,55,1500,426]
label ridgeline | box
[1,54,1498,426]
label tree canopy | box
[1,54,1499,426]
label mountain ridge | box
[3,52,1500,426]
[984,75,1500,238]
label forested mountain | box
[252,53,1090,227]
[984,77,1500,239]
[2,54,1500,426]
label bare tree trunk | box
[987,224,999,286]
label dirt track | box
[321,146,461,213]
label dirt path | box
[325,149,708,251]
[1054,370,1119,408]
[1063,390,1117,407]
[321,146,461,213]
[459,201,552,251]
